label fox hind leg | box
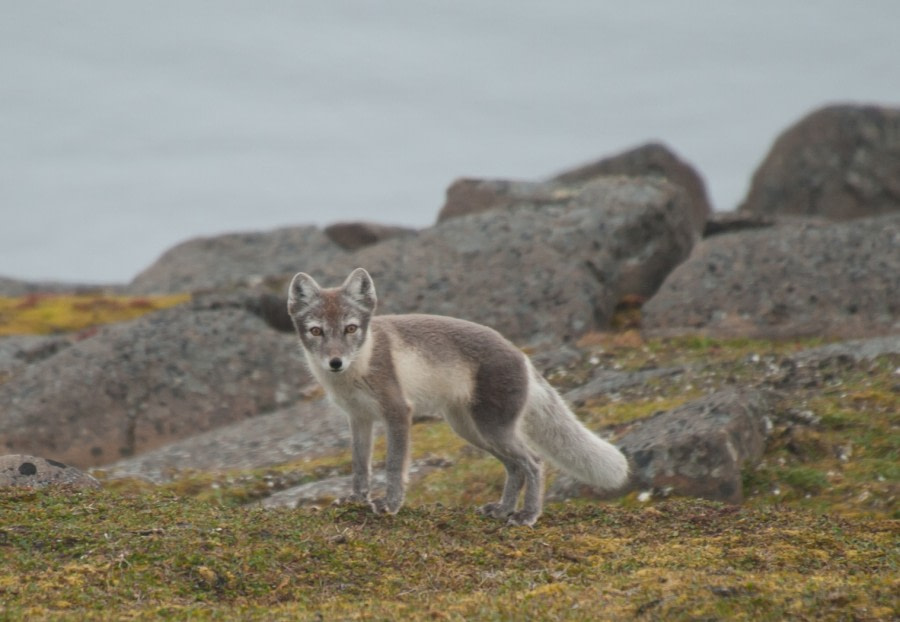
[478,431,543,526]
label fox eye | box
[309,327,323,337]
[345,324,358,334]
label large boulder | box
[641,213,900,339]
[548,389,772,504]
[308,177,699,344]
[128,225,342,294]
[552,142,712,234]
[739,104,900,220]
[437,178,576,223]
[0,302,311,469]
[437,142,711,237]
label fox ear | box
[287,272,321,316]
[341,268,377,312]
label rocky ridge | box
[1,102,897,514]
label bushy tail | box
[522,365,629,491]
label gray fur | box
[287,268,629,526]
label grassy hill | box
[0,295,897,620]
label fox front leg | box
[371,403,411,515]
[343,413,374,505]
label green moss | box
[782,466,830,495]
[0,490,895,621]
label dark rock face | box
[128,226,342,294]
[0,304,310,468]
[323,221,416,251]
[0,454,101,489]
[642,213,900,339]
[548,389,772,504]
[552,142,712,234]
[740,104,900,220]
[312,177,699,344]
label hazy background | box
[2,1,899,284]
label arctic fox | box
[287,268,629,526]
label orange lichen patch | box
[0,293,190,336]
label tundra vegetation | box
[0,295,897,620]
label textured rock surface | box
[0,334,74,381]
[642,214,900,339]
[437,142,711,237]
[790,335,900,366]
[552,142,712,233]
[323,221,416,251]
[437,178,576,223]
[740,104,900,220]
[128,225,342,294]
[563,367,683,405]
[0,454,101,489]
[101,399,349,483]
[548,389,772,504]
[260,457,452,509]
[0,304,311,468]
[313,177,698,344]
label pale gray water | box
[2,1,899,284]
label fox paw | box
[478,502,513,519]
[506,510,539,527]
[370,496,401,515]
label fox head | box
[287,268,377,374]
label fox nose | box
[329,357,343,371]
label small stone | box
[0,454,100,489]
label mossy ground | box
[0,293,189,336]
[1,301,898,619]
[1,490,896,621]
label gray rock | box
[552,142,712,234]
[324,221,417,251]
[436,178,577,223]
[128,225,342,294]
[529,345,584,375]
[740,104,900,220]
[563,367,683,405]
[0,304,311,468]
[314,176,698,345]
[0,334,74,382]
[101,399,349,483]
[0,454,100,489]
[260,457,452,509]
[437,143,711,238]
[791,335,900,366]
[703,210,775,237]
[642,213,900,339]
[548,389,772,504]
